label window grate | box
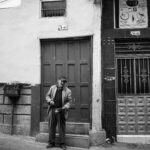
[115,39,150,54]
[41,1,66,17]
[117,58,150,95]
[116,39,150,95]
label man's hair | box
[58,76,67,82]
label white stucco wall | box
[0,0,39,84]
[0,0,101,86]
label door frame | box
[40,36,93,124]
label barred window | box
[117,58,150,95]
[41,0,66,17]
[116,39,150,95]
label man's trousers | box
[48,108,66,145]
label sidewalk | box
[0,133,150,150]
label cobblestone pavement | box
[0,133,150,150]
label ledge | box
[117,135,150,144]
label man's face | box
[57,79,66,88]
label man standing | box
[46,76,72,150]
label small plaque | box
[104,76,115,81]
[58,25,68,31]
[130,31,141,36]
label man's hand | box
[55,108,62,113]
[62,106,68,110]
[47,99,55,105]
[50,101,55,105]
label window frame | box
[115,39,150,96]
[40,0,66,18]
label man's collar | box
[56,84,65,90]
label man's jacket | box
[46,85,72,119]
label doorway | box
[40,37,92,123]
[116,39,150,135]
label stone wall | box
[0,85,31,135]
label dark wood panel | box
[102,0,114,29]
[31,85,40,136]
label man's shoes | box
[60,144,67,150]
[46,143,55,148]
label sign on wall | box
[119,0,148,28]
[0,0,21,8]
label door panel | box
[117,96,150,134]
[41,38,91,122]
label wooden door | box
[41,37,91,122]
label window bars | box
[115,39,150,95]
[41,0,66,17]
[117,58,150,94]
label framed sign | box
[119,0,148,28]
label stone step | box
[40,122,90,135]
[36,133,89,148]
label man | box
[46,76,72,150]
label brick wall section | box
[0,85,32,135]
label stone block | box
[0,105,12,114]
[20,88,31,95]
[0,95,3,104]
[0,124,11,134]
[0,114,3,123]
[4,95,31,105]
[4,97,12,104]
[65,134,89,148]
[13,124,30,135]
[0,124,30,136]
[14,105,31,115]
[13,115,31,125]
[40,122,90,135]
[4,114,31,125]
[0,86,31,95]
[66,122,90,135]
[4,95,31,104]
[89,130,106,146]
[18,95,31,104]
[4,115,12,124]
[0,86,4,95]
[0,105,31,115]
